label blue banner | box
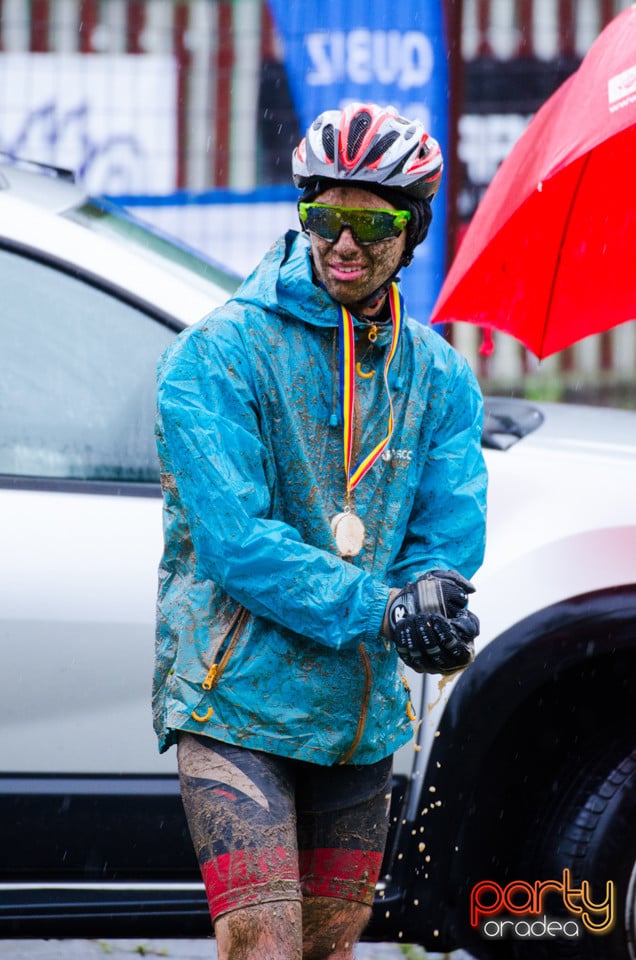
[267,0,449,324]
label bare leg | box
[214,900,303,960]
[302,896,372,960]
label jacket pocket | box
[188,605,249,726]
[200,605,250,691]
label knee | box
[215,901,303,960]
[302,899,371,960]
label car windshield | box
[64,196,240,299]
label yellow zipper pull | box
[202,663,218,690]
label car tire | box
[511,742,636,960]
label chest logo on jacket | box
[381,447,413,464]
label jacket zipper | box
[338,642,373,765]
[201,605,249,691]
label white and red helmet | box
[292,102,443,201]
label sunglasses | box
[298,203,411,245]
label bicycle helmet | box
[292,102,443,201]
[292,103,442,272]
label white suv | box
[1,158,635,960]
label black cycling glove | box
[385,570,479,674]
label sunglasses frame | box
[298,202,411,245]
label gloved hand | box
[384,570,479,674]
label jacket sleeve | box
[387,354,488,586]
[156,317,389,650]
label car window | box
[0,247,176,483]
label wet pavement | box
[0,940,476,959]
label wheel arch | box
[393,584,636,949]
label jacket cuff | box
[363,582,392,642]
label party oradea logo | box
[470,869,615,941]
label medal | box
[331,283,403,559]
[331,510,366,558]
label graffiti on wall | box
[0,53,177,193]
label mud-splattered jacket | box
[153,230,487,766]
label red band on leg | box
[201,846,300,918]
[299,848,384,902]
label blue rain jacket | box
[153,230,487,766]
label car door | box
[0,244,179,776]
[0,246,207,916]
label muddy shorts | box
[177,733,393,922]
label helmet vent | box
[347,111,372,160]
[322,124,336,161]
[364,131,399,167]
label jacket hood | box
[229,230,398,343]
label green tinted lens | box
[299,204,411,244]
[348,208,411,242]
[299,204,343,241]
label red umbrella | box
[431,7,636,359]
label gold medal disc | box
[331,511,366,558]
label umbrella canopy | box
[431,6,636,359]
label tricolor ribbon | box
[338,282,403,496]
